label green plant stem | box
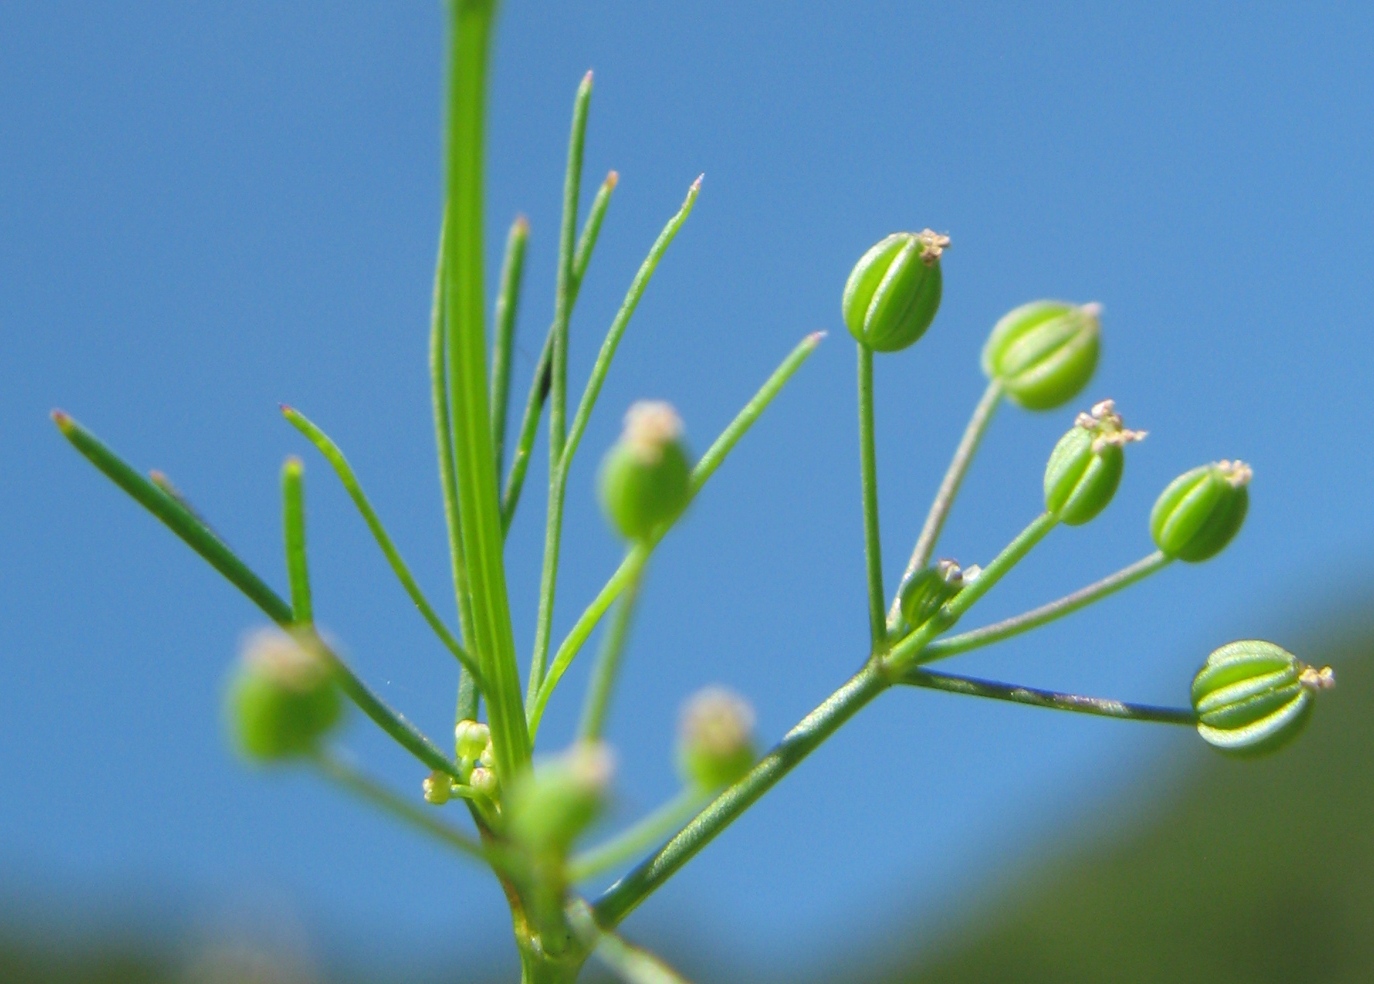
[491,215,531,472]
[281,457,311,623]
[856,344,885,649]
[898,668,1197,724]
[310,749,489,863]
[577,564,645,742]
[527,334,823,732]
[889,379,1003,628]
[567,901,690,984]
[528,178,703,704]
[443,0,532,781]
[593,662,888,927]
[550,71,594,465]
[502,171,618,536]
[886,511,1060,672]
[281,406,484,687]
[922,550,1172,662]
[568,788,706,884]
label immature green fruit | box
[842,230,949,352]
[1191,640,1334,756]
[1150,460,1251,562]
[227,629,342,761]
[677,687,757,790]
[506,742,613,854]
[898,559,967,633]
[982,300,1101,410]
[598,401,693,541]
[1043,399,1145,526]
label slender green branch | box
[577,564,646,742]
[567,901,692,984]
[528,177,702,703]
[922,550,1172,662]
[550,70,594,465]
[148,470,224,543]
[890,379,1002,628]
[899,668,1196,724]
[310,749,490,863]
[281,407,484,687]
[856,344,886,648]
[502,171,618,536]
[443,0,531,779]
[281,457,311,623]
[491,215,531,472]
[593,663,889,927]
[568,788,705,884]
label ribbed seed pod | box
[842,230,949,352]
[1150,460,1251,562]
[598,401,693,541]
[898,559,967,633]
[227,629,342,761]
[1043,399,1145,525]
[1191,640,1333,755]
[982,300,1101,410]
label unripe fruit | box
[982,301,1101,410]
[227,629,342,761]
[1043,399,1145,526]
[506,742,613,854]
[842,230,949,352]
[898,559,967,633]
[1150,460,1251,562]
[598,402,693,541]
[677,687,757,790]
[1191,640,1333,756]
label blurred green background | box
[5,607,1365,984]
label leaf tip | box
[50,409,74,435]
[805,330,828,347]
[605,170,620,190]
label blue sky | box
[4,1,1372,978]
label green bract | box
[842,230,949,352]
[1150,460,1251,562]
[227,629,342,761]
[598,401,693,541]
[506,743,613,854]
[1191,640,1334,756]
[898,559,966,633]
[677,687,757,790]
[982,300,1101,410]
[1043,399,1145,526]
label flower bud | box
[1191,640,1333,756]
[677,687,757,790]
[454,719,490,762]
[598,402,693,541]
[1150,460,1251,562]
[1043,400,1145,526]
[898,559,966,633]
[468,766,499,801]
[227,629,342,761]
[423,771,452,805]
[842,230,949,352]
[506,742,613,854]
[982,301,1101,410]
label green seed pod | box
[677,687,757,790]
[1191,640,1334,756]
[598,401,693,541]
[982,300,1101,410]
[1150,460,1251,562]
[898,559,967,633]
[454,719,490,762]
[227,629,342,761]
[506,742,613,854]
[1043,399,1146,526]
[842,230,949,352]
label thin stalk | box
[886,511,1059,672]
[857,344,885,648]
[529,334,824,729]
[149,470,223,542]
[281,406,484,687]
[567,901,691,984]
[310,749,490,863]
[568,788,706,884]
[443,0,532,780]
[577,564,645,741]
[281,457,311,623]
[923,551,1172,662]
[491,215,531,472]
[899,668,1196,724]
[502,171,619,535]
[593,663,889,927]
[550,71,594,465]
[528,178,702,703]
[51,413,459,777]
[889,379,1002,628]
